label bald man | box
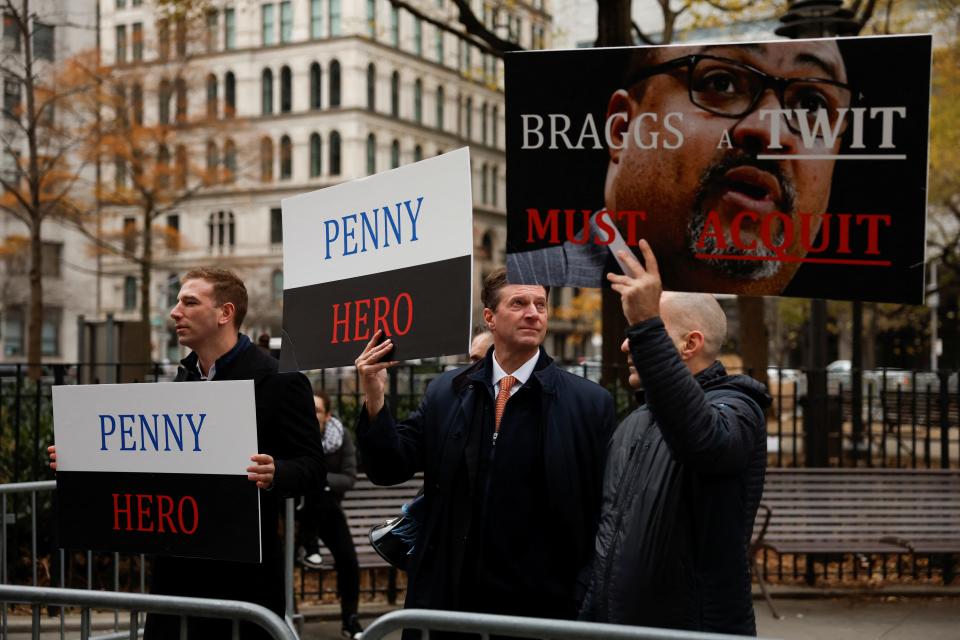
[469,329,494,362]
[580,241,771,635]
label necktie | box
[495,375,517,432]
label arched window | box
[482,102,488,144]
[366,63,376,111]
[491,165,498,206]
[465,96,473,139]
[206,140,219,184]
[175,144,187,189]
[413,144,422,162]
[366,133,376,175]
[205,73,218,119]
[158,79,171,124]
[224,71,236,117]
[175,77,187,122]
[390,71,399,117]
[436,85,444,130]
[481,230,494,260]
[132,82,144,124]
[414,78,422,124]
[310,132,322,177]
[224,138,237,182]
[207,210,236,249]
[329,130,341,175]
[492,105,498,147]
[280,65,292,113]
[329,59,341,107]
[123,276,137,310]
[156,145,170,189]
[271,270,284,301]
[279,135,292,180]
[309,62,322,109]
[261,136,274,182]
[390,139,400,169]
[481,162,488,203]
[261,68,274,114]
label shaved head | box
[660,292,727,362]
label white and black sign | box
[280,148,474,370]
[52,381,261,562]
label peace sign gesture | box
[606,239,663,326]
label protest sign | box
[505,35,932,303]
[53,381,261,562]
[280,147,473,370]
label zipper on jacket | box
[492,431,499,446]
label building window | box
[2,307,23,356]
[329,130,341,175]
[366,133,376,175]
[131,22,142,61]
[311,0,323,38]
[270,207,283,244]
[224,8,236,49]
[492,105,498,147]
[366,0,376,38]
[261,68,273,115]
[205,10,217,51]
[261,137,274,182]
[310,62,321,109]
[414,18,422,57]
[366,63,376,111]
[158,78,171,124]
[310,133,322,177]
[167,273,180,307]
[41,308,61,356]
[3,77,20,120]
[435,29,443,65]
[329,0,341,36]
[272,270,284,301]
[115,155,127,188]
[131,82,143,124]
[279,135,292,180]
[262,4,275,45]
[175,78,187,122]
[390,139,400,169]
[329,60,340,107]
[41,241,61,277]
[175,144,187,189]
[208,210,236,249]
[482,103,488,144]
[156,145,171,190]
[491,165,498,206]
[123,276,137,310]
[3,12,20,53]
[413,144,422,162]
[206,73,218,119]
[414,78,422,124]
[115,24,126,63]
[390,71,399,118]
[390,5,399,47]
[166,214,179,251]
[436,85,444,130]
[481,163,488,203]
[224,138,237,182]
[465,97,473,139]
[206,139,219,184]
[224,72,236,117]
[280,1,292,43]
[123,216,137,253]
[157,18,169,59]
[175,17,186,57]
[280,66,292,112]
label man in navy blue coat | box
[355,268,615,620]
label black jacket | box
[357,347,615,618]
[582,318,770,636]
[145,336,325,639]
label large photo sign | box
[280,148,474,370]
[505,35,932,303]
[53,381,261,563]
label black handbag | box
[368,494,424,572]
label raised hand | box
[355,329,399,418]
[606,239,663,326]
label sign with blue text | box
[505,35,932,303]
[52,381,261,562]
[279,147,474,370]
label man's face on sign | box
[604,41,848,295]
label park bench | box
[751,468,960,617]
[298,473,423,604]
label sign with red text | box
[279,148,474,370]
[52,381,261,562]
[505,35,931,303]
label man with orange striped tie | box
[354,267,615,624]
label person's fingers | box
[638,239,659,277]
[247,465,274,474]
[362,329,382,353]
[617,249,645,278]
[606,272,632,286]
[361,361,399,375]
[359,339,394,366]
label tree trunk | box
[737,296,769,389]
[596,0,633,47]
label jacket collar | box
[179,333,252,379]
[462,345,556,395]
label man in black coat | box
[355,268,615,620]
[581,242,770,635]
[145,268,326,639]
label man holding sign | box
[51,268,325,640]
[355,268,615,620]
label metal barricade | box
[361,609,758,640]
[0,584,297,640]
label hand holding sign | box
[606,240,663,326]
[48,445,57,471]
[356,329,400,418]
[247,453,275,489]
